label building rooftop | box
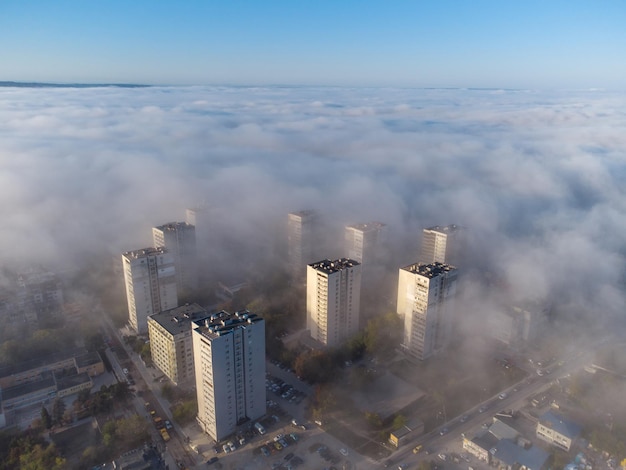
[154,221,194,232]
[75,351,103,369]
[346,222,386,232]
[493,439,549,470]
[122,246,168,259]
[539,411,582,439]
[308,258,360,274]
[193,310,263,339]
[149,303,210,336]
[56,372,92,392]
[471,431,499,451]
[424,224,462,234]
[288,209,316,219]
[2,372,56,401]
[401,261,456,278]
[489,418,520,441]
[0,347,87,379]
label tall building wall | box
[397,262,457,360]
[193,310,266,442]
[287,210,318,279]
[148,303,209,386]
[153,222,198,295]
[122,247,178,334]
[420,225,463,265]
[307,258,361,348]
[345,222,386,265]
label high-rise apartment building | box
[287,210,318,278]
[397,262,458,360]
[192,310,266,442]
[148,303,209,386]
[306,258,361,348]
[186,205,212,244]
[153,222,198,295]
[486,302,549,350]
[420,225,463,265]
[345,222,386,265]
[122,247,178,334]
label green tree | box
[172,399,198,425]
[40,407,52,430]
[51,398,66,425]
[19,443,67,470]
[392,414,407,430]
[161,383,176,402]
[365,411,383,429]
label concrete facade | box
[306,258,361,348]
[397,262,458,360]
[122,247,178,335]
[148,303,209,386]
[192,310,266,442]
[153,222,198,295]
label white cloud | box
[0,85,625,320]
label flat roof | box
[288,209,316,218]
[193,310,263,339]
[122,246,168,259]
[308,258,360,274]
[75,351,103,368]
[494,439,549,470]
[471,432,499,451]
[424,224,462,234]
[346,222,386,232]
[0,347,87,378]
[401,261,456,278]
[539,411,582,439]
[154,221,194,232]
[149,303,210,336]
[56,372,92,391]
[2,372,56,400]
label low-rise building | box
[0,348,92,388]
[389,418,424,448]
[536,411,581,451]
[75,351,105,377]
[56,372,93,398]
[1,372,57,411]
[491,438,550,470]
[463,432,498,463]
[148,303,210,385]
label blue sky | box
[1,1,625,88]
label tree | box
[392,414,407,430]
[40,406,52,430]
[365,411,383,429]
[172,399,198,425]
[51,398,66,425]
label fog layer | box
[1,85,625,319]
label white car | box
[498,392,507,400]
[123,368,129,375]
[340,448,349,456]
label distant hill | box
[0,81,149,88]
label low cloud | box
[0,85,624,322]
